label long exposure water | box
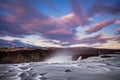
[0,53,120,80]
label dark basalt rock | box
[0,47,120,63]
[65,69,72,72]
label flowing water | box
[0,53,120,80]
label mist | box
[44,50,74,63]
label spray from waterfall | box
[44,50,75,63]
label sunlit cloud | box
[85,19,115,34]
[0,0,120,48]
[77,33,115,44]
[115,20,120,24]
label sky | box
[0,0,120,49]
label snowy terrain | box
[0,54,120,80]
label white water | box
[0,54,120,80]
[45,53,72,63]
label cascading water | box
[0,53,120,80]
[44,53,73,63]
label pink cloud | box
[5,15,17,23]
[1,0,91,41]
[115,20,120,24]
[116,28,120,35]
[70,0,91,26]
[60,13,92,28]
[24,17,64,32]
[59,0,92,28]
[48,28,73,35]
[117,28,120,31]
[88,2,120,16]
[18,14,74,41]
[0,2,8,8]
[78,33,115,44]
[0,2,26,16]
[60,13,80,27]
[13,5,26,15]
[85,19,115,34]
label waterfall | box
[44,53,72,63]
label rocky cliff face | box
[0,47,120,63]
[0,48,54,63]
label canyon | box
[0,47,120,63]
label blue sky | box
[0,0,120,48]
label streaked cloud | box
[0,39,34,47]
[85,19,115,34]
[0,0,120,48]
[77,33,115,44]
[88,1,120,16]
[70,0,91,26]
[41,0,61,13]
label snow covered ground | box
[0,54,120,80]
